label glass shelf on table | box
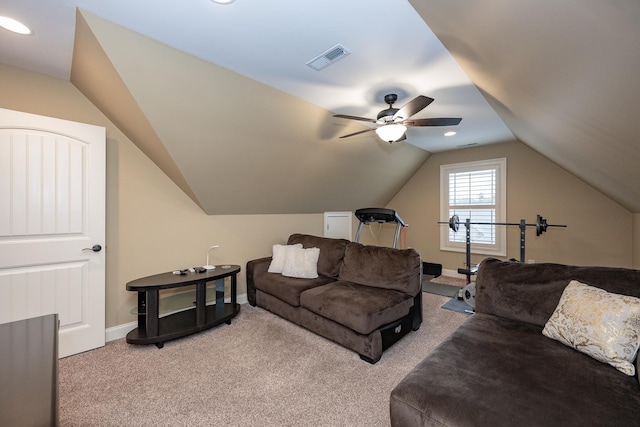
[129,285,227,317]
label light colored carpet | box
[59,293,467,426]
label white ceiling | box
[0,0,514,153]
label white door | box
[0,108,106,358]
[324,212,352,240]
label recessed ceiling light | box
[444,131,457,137]
[211,0,235,4]
[0,16,32,35]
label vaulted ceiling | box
[411,0,640,214]
[70,9,439,214]
[2,1,639,213]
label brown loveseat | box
[246,234,422,363]
[390,258,640,426]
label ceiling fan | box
[333,93,462,143]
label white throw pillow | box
[268,244,302,273]
[542,280,640,376]
[282,246,320,279]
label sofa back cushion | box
[287,234,349,278]
[475,258,640,327]
[338,242,421,295]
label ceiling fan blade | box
[339,128,376,139]
[392,96,434,120]
[404,117,462,127]
[333,114,377,123]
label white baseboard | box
[105,293,249,343]
[441,268,468,279]
[105,321,137,342]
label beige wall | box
[385,141,633,271]
[1,64,323,328]
[2,64,637,330]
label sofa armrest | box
[246,256,272,306]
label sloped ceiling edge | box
[71,9,201,208]
[72,10,430,215]
[411,0,640,213]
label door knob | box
[83,244,102,252]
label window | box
[440,158,506,256]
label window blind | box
[449,168,497,245]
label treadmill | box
[354,208,406,248]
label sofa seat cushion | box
[253,272,335,307]
[299,281,415,335]
[390,313,640,427]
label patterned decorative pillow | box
[542,280,640,376]
[267,244,302,273]
[282,246,320,279]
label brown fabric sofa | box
[390,258,640,426]
[246,233,422,363]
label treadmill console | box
[354,208,405,227]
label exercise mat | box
[422,280,460,297]
[441,297,474,315]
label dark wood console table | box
[0,314,59,426]
[126,265,241,348]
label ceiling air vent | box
[306,44,351,71]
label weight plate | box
[449,215,460,232]
[462,283,476,309]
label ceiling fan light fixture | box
[211,0,235,4]
[0,16,32,35]
[334,93,461,142]
[375,124,407,143]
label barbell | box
[441,214,566,236]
